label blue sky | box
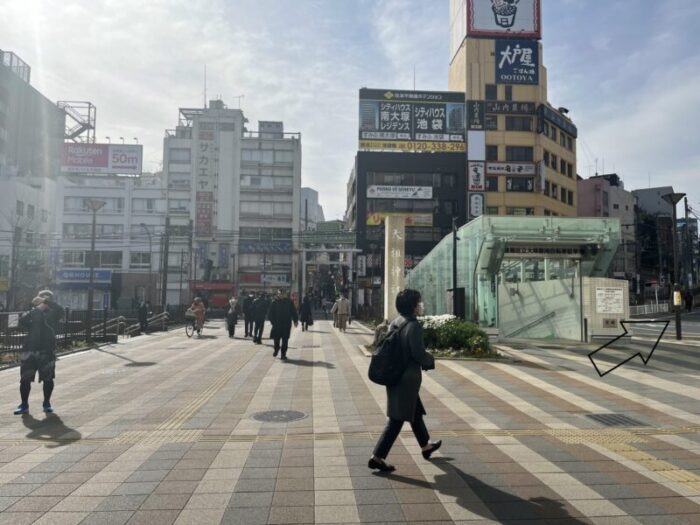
[2,0,699,220]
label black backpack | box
[368,320,412,386]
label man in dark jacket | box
[368,289,441,472]
[243,293,255,337]
[267,289,298,360]
[14,297,57,415]
[38,290,63,335]
[252,294,270,344]
[137,301,150,333]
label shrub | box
[417,316,497,358]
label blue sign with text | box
[495,39,539,85]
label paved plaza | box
[0,319,699,524]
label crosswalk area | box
[0,319,698,524]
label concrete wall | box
[582,277,629,341]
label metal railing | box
[630,303,670,317]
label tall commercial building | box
[163,101,301,306]
[0,50,65,179]
[448,0,577,218]
[300,187,325,231]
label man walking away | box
[332,294,351,332]
[299,296,313,332]
[226,296,240,338]
[252,293,270,344]
[267,289,298,360]
[14,297,57,415]
[137,301,149,333]
[243,293,255,337]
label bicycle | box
[185,312,203,338]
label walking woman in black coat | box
[369,289,441,472]
[299,296,313,331]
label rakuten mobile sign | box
[62,143,143,174]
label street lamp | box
[85,199,106,342]
[140,223,153,302]
[133,137,138,144]
[119,137,125,144]
[105,136,111,143]
[661,192,686,340]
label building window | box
[550,153,558,170]
[568,191,574,206]
[551,183,558,198]
[99,251,123,268]
[560,187,566,202]
[41,209,48,223]
[544,209,551,216]
[505,116,532,131]
[130,252,151,269]
[16,200,24,216]
[485,207,499,215]
[486,145,499,161]
[550,127,557,141]
[505,85,513,101]
[132,198,156,213]
[506,207,534,216]
[560,133,567,147]
[560,158,567,175]
[567,136,573,150]
[543,122,550,136]
[168,199,189,212]
[485,115,498,130]
[543,150,550,166]
[486,176,499,192]
[27,204,35,219]
[506,146,533,162]
[485,84,497,100]
[544,180,550,195]
[506,177,534,192]
[567,163,573,178]
[62,251,85,267]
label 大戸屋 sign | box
[467,0,541,39]
[366,185,433,199]
[496,39,539,85]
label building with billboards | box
[163,101,301,307]
[448,0,578,219]
[346,88,467,314]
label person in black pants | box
[369,289,442,472]
[299,296,313,331]
[252,294,270,344]
[14,297,57,415]
[267,289,298,359]
[243,293,255,337]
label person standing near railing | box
[13,296,57,415]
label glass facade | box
[406,216,621,338]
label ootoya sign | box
[496,39,539,85]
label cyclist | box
[189,297,206,337]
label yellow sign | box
[673,291,683,307]
[359,140,466,153]
[0,277,8,292]
[367,212,433,227]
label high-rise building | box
[448,0,577,218]
[0,50,65,179]
[300,187,325,231]
[163,101,301,307]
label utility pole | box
[452,217,460,319]
[179,249,185,306]
[85,199,106,343]
[662,192,686,340]
[188,219,194,304]
[160,216,170,309]
[685,198,693,288]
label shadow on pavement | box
[95,348,156,367]
[383,458,586,523]
[283,358,335,369]
[22,413,82,448]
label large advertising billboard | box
[495,39,539,85]
[359,89,465,153]
[62,143,143,175]
[467,0,541,39]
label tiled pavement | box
[0,320,699,524]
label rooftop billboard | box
[62,143,143,175]
[467,0,541,39]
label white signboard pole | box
[384,215,406,321]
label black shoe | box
[281,355,287,361]
[273,350,279,357]
[368,457,395,472]
[422,440,442,460]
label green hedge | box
[420,318,497,358]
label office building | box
[448,0,577,218]
[163,101,301,306]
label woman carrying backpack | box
[368,289,441,472]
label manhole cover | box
[252,410,307,423]
[586,413,650,427]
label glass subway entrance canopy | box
[406,217,621,339]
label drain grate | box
[586,413,650,427]
[252,410,307,423]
